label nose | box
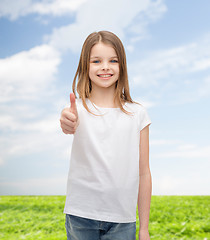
[101,61,110,70]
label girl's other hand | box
[60,93,79,134]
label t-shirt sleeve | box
[138,106,152,131]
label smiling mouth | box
[97,74,113,78]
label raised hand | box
[60,93,79,134]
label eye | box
[110,59,118,63]
[92,60,100,63]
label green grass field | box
[0,196,209,240]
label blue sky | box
[0,0,209,195]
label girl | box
[60,31,152,240]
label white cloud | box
[0,157,4,166]
[135,98,157,108]
[0,0,31,20]
[150,139,181,146]
[150,138,210,159]
[0,123,72,167]
[0,112,59,133]
[32,0,88,16]
[130,40,210,87]
[0,44,60,102]
[0,97,73,162]
[155,146,210,159]
[0,176,67,195]
[153,175,209,195]
[0,43,69,167]
[47,0,167,52]
[129,34,210,104]
[154,144,210,159]
[198,75,210,98]
[0,0,88,20]
[150,139,210,195]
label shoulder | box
[128,101,151,130]
[124,100,147,113]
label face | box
[89,42,119,92]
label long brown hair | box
[72,30,138,115]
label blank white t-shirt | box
[64,98,151,223]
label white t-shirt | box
[64,98,151,223]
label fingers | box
[60,93,79,135]
[60,116,78,134]
[64,111,77,122]
[70,93,78,117]
[60,103,79,135]
[60,120,77,134]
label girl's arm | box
[138,125,152,240]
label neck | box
[89,85,119,108]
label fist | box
[60,93,79,134]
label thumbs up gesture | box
[60,93,79,134]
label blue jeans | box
[65,214,136,240]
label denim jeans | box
[65,214,136,240]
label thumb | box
[69,93,78,117]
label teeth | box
[98,74,112,77]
